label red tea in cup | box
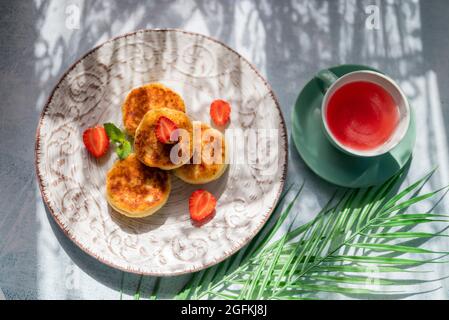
[325,81,399,151]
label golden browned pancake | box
[106,154,171,218]
[174,122,228,184]
[122,83,186,137]
[134,108,193,170]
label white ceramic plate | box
[35,29,287,275]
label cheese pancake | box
[106,154,170,218]
[134,108,193,170]
[174,122,228,184]
[122,83,186,136]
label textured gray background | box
[1,0,449,299]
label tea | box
[325,81,399,151]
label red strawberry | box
[189,190,217,223]
[156,116,178,144]
[82,126,109,158]
[210,99,231,126]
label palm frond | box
[175,168,449,300]
[149,277,161,300]
[134,275,144,300]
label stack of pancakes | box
[106,84,228,218]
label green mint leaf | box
[104,123,126,143]
[103,123,132,159]
[116,140,132,160]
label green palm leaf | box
[172,166,449,300]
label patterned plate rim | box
[34,28,288,276]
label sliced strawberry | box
[82,126,110,158]
[189,189,217,223]
[210,99,231,126]
[156,116,178,144]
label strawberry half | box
[156,116,178,144]
[189,189,217,223]
[83,126,110,158]
[210,99,231,126]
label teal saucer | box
[292,64,416,188]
